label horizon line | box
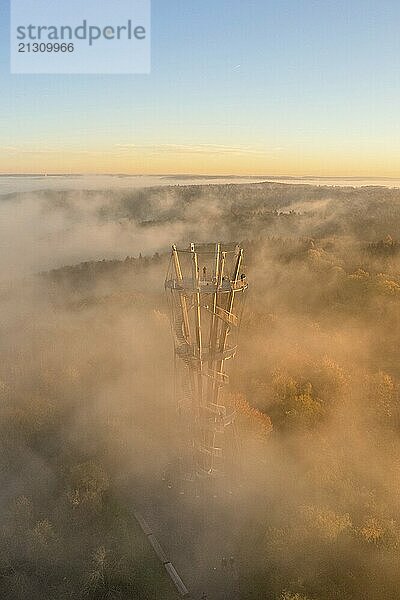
[1,173,400,180]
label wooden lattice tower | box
[165,243,248,483]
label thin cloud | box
[0,146,105,155]
[115,143,275,156]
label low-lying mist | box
[0,180,399,599]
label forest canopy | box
[0,181,399,599]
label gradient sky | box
[1,0,400,176]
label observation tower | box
[165,243,248,483]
